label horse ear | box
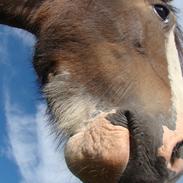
[0,0,44,35]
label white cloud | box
[0,25,35,65]
[1,26,36,46]
[5,96,81,183]
[10,28,36,47]
[0,26,10,64]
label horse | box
[0,0,183,182]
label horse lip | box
[107,111,147,182]
[117,112,174,183]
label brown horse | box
[1,0,183,183]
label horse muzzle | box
[64,109,183,183]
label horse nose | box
[117,111,183,182]
[124,111,183,164]
[158,125,183,173]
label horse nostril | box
[171,141,183,164]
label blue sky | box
[0,25,80,183]
[0,1,183,183]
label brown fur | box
[0,0,183,182]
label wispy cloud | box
[10,28,36,47]
[5,96,81,183]
[0,25,35,65]
[1,26,36,46]
[0,26,10,64]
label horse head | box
[0,0,183,182]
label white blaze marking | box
[158,30,183,168]
[166,27,183,124]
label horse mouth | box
[65,110,176,183]
[64,110,130,183]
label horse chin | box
[64,112,130,183]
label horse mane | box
[175,25,183,72]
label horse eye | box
[153,4,170,22]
